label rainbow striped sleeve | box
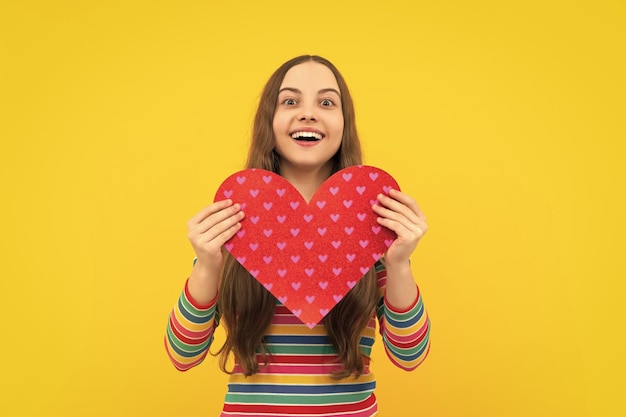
[164,279,218,371]
[375,262,431,371]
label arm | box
[164,278,219,371]
[373,189,431,370]
[376,262,431,371]
[164,199,245,370]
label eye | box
[282,98,297,106]
[320,98,335,107]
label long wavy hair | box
[214,55,379,379]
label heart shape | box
[214,165,399,328]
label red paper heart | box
[214,165,399,328]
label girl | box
[165,55,431,417]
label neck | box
[279,162,335,202]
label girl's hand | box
[187,199,245,274]
[372,189,428,267]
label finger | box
[374,202,427,235]
[378,216,425,241]
[376,193,421,224]
[195,208,245,242]
[193,203,243,235]
[188,199,234,228]
[387,189,426,220]
[376,216,407,235]
[212,221,243,247]
[414,218,429,235]
[372,201,419,231]
[193,216,244,255]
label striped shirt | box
[165,261,430,416]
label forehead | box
[279,62,340,91]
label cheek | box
[334,117,345,138]
[273,112,289,135]
[272,116,287,152]
[272,115,279,134]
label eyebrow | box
[278,87,341,96]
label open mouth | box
[291,131,323,142]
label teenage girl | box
[165,55,431,417]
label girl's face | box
[273,61,344,175]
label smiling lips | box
[290,130,324,142]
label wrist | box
[188,260,220,305]
[384,258,412,276]
[193,258,221,277]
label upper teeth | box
[291,131,322,140]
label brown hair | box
[214,55,379,379]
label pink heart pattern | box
[214,165,399,328]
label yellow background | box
[1,1,624,416]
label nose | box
[299,113,317,122]
[298,105,317,122]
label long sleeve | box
[164,279,219,371]
[375,262,431,371]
